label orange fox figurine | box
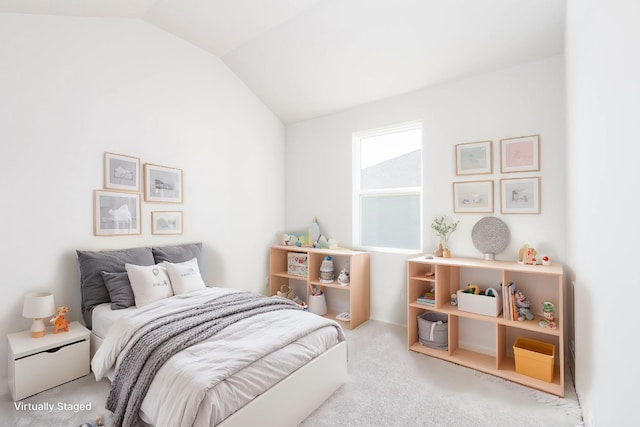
[50,306,70,333]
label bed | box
[77,243,348,427]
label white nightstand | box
[8,321,90,401]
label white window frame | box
[352,121,423,253]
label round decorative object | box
[471,217,510,260]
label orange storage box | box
[513,337,555,382]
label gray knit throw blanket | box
[106,291,302,427]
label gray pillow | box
[152,243,203,272]
[76,247,155,328]
[101,271,135,310]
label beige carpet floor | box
[0,320,583,427]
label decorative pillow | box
[125,263,173,308]
[164,257,206,295]
[76,247,155,328]
[152,243,203,273]
[101,271,135,310]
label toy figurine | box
[539,301,557,329]
[50,306,70,333]
[319,256,334,283]
[337,268,350,286]
[518,244,537,265]
[515,291,535,321]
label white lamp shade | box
[23,292,55,319]
[23,292,55,338]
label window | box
[352,122,422,251]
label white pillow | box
[163,257,206,295]
[125,263,173,307]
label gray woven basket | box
[418,312,448,350]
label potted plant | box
[431,215,459,258]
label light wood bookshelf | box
[270,245,370,329]
[407,255,565,396]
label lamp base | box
[30,318,46,338]
[31,330,45,338]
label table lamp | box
[22,292,55,338]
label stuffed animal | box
[515,290,535,321]
[337,268,350,286]
[50,306,70,333]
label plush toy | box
[276,285,303,305]
[50,306,70,333]
[79,416,103,427]
[515,290,535,321]
[337,268,350,286]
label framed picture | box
[94,190,141,235]
[455,140,492,175]
[500,177,540,214]
[500,135,540,173]
[104,152,140,192]
[144,163,183,203]
[453,180,494,213]
[151,211,183,235]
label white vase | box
[308,294,328,316]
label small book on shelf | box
[416,292,435,306]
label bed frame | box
[90,332,348,426]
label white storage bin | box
[456,289,503,317]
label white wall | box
[566,1,640,425]
[285,56,565,329]
[0,14,284,379]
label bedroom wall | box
[0,14,284,380]
[566,0,640,425]
[284,56,565,333]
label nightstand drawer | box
[10,337,89,400]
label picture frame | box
[453,180,494,213]
[94,190,141,235]
[500,135,540,173]
[455,140,492,175]
[104,152,140,192]
[151,211,183,235]
[500,177,540,214]
[144,163,183,203]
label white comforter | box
[91,287,343,427]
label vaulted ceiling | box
[0,0,566,124]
